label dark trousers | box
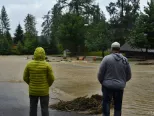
[102,87,124,116]
[29,95,49,116]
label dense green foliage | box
[57,13,85,55]
[0,6,11,54]
[0,0,153,55]
[129,1,154,52]
[14,24,24,44]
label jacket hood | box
[34,47,46,61]
[112,53,128,65]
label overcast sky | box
[0,0,149,36]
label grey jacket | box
[98,53,131,89]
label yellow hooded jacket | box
[23,47,55,96]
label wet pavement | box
[0,82,94,116]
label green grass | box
[85,51,110,56]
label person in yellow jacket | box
[23,47,55,116]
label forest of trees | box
[0,0,153,55]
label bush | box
[57,44,64,54]
[17,42,24,55]
[23,38,38,54]
[0,38,12,55]
[11,47,20,55]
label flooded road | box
[122,62,154,116]
[0,56,154,116]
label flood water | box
[0,56,154,116]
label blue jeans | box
[29,95,49,116]
[102,87,124,116]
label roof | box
[120,43,154,53]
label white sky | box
[0,0,149,36]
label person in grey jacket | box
[98,42,131,116]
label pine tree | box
[24,14,37,37]
[41,3,62,53]
[0,6,12,54]
[5,30,12,44]
[14,24,24,44]
[0,6,10,34]
[24,14,38,54]
[41,11,52,43]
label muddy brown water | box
[0,56,154,116]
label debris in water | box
[49,94,113,114]
[136,62,154,65]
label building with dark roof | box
[120,43,154,58]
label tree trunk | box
[121,0,124,18]
[145,47,148,60]
[75,0,79,16]
[102,50,105,58]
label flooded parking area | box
[0,56,154,116]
